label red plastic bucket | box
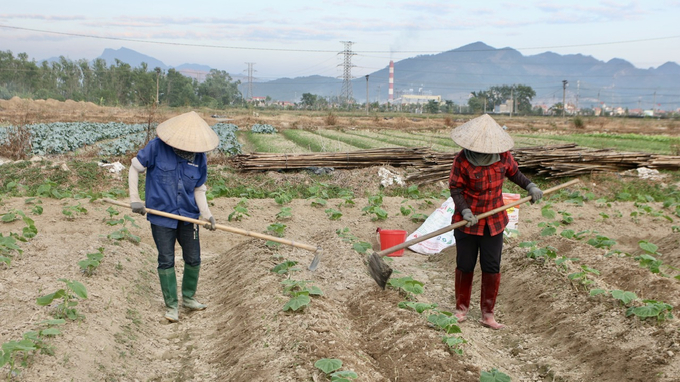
[378,229,408,257]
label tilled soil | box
[2,174,680,381]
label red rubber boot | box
[480,272,505,330]
[454,269,474,322]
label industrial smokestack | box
[388,60,394,103]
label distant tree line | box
[0,50,242,108]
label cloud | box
[0,13,85,21]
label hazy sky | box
[2,1,679,80]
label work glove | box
[130,202,146,216]
[461,208,478,227]
[204,216,216,231]
[527,183,543,204]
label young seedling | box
[626,300,674,322]
[480,368,512,382]
[336,228,359,243]
[270,260,299,274]
[36,279,88,320]
[314,358,358,381]
[398,301,438,314]
[272,189,292,205]
[442,335,467,355]
[587,235,616,249]
[387,276,424,299]
[266,223,286,238]
[276,207,292,220]
[0,319,64,378]
[107,215,141,243]
[427,310,461,334]
[568,265,600,290]
[362,193,388,221]
[228,198,250,221]
[281,279,323,312]
[338,189,355,206]
[325,208,342,220]
[78,247,105,276]
[62,203,87,219]
[307,182,329,207]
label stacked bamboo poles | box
[229,144,680,183]
[229,147,431,171]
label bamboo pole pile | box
[229,147,432,171]
[230,144,680,184]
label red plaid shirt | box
[448,151,522,236]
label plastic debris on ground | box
[378,167,405,187]
[98,161,126,173]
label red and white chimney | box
[388,60,394,103]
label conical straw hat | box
[450,114,514,154]
[156,111,220,152]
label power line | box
[1,24,679,54]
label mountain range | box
[53,43,680,110]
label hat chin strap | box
[464,149,500,166]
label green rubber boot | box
[158,268,179,323]
[182,264,207,310]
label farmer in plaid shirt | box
[448,114,543,329]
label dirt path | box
[2,182,680,381]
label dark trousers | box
[454,225,503,274]
[151,223,201,270]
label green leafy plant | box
[480,368,512,382]
[281,279,322,312]
[307,182,329,207]
[626,300,674,322]
[325,208,343,220]
[336,227,359,243]
[228,198,250,221]
[352,242,372,254]
[272,189,292,205]
[0,319,65,378]
[559,210,574,224]
[537,221,560,236]
[387,276,424,298]
[442,335,467,355]
[362,193,388,221]
[0,234,22,267]
[397,301,438,314]
[266,223,287,238]
[338,189,355,205]
[587,235,616,249]
[520,241,557,261]
[314,358,358,381]
[276,206,292,220]
[61,203,87,219]
[107,215,141,243]
[270,260,299,274]
[427,311,461,334]
[78,247,105,276]
[36,279,88,320]
[568,265,600,289]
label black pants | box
[151,223,201,270]
[454,225,503,274]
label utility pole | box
[562,80,568,118]
[338,41,356,107]
[245,62,256,101]
[509,87,514,117]
[365,75,369,115]
[576,80,580,114]
[155,67,161,105]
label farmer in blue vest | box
[128,111,218,323]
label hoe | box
[368,179,581,289]
[103,198,322,271]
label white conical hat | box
[450,114,514,154]
[156,111,219,152]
